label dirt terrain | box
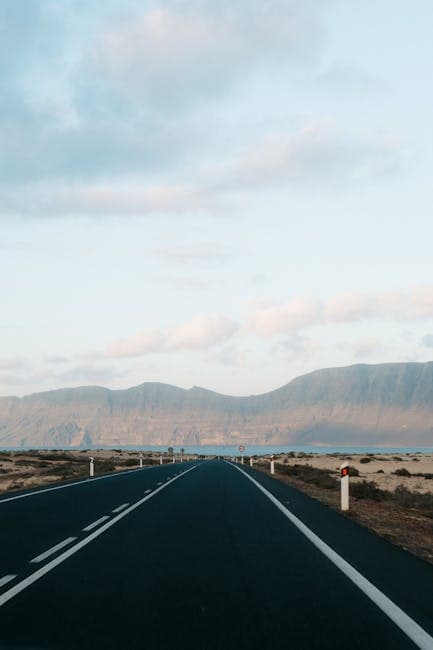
[0,449,189,494]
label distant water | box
[3,444,433,456]
[108,444,433,456]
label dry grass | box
[0,449,176,494]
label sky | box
[1,0,433,397]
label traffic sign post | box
[239,445,245,465]
[340,462,349,511]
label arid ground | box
[0,449,192,493]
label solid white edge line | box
[82,516,110,532]
[0,575,17,588]
[112,503,129,514]
[0,465,197,607]
[230,462,433,650]
[0,466,151,505]
[30,537,77,564]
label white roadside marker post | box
[270,456,275,475]
[160,456,163,465]
[139,453,143,468]
[249,457,253,467]
[340,462,349,511]
[89,457,94,477]
[241,454,244,465]
[172,457,175,464]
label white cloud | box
[94,2,321,110]
[106,329,165,359]
[0,357,27,370]
[0,182,216,218]
[104,314,239,359]
[248,287,433,336]
[247,297,321,336]
[215,120,401,192]
[166,314,239,351]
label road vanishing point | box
[0,459,433,649]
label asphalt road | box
[0,459,432,649]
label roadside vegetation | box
[0,449,166,493]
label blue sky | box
[1,0,433,396]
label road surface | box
[0,459,432,649]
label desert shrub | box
[392,486,433,516]
[412,458,420,462]
[124,458,139,467]
[347,466,360,476]
[43,462,87,477]
[351,480,387,501]
[376,469,384,473]
[284,464,337,490]
[95,459,117,472]
[359,457,372,464]
[393,467,411,477]
[393,456,403,461]
[39,453,74,462]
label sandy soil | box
[257,452,433,494]
[0,449,191,494]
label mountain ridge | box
[1,361,433,447]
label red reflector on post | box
[341,467,349,478]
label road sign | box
[239,445,245,452]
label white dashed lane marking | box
[82,516,110,532]
[30,537,77,564]
[0,575,17,588]
[112,503,129,514]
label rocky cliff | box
[1,362,433,447]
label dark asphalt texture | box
[0,459,432,649]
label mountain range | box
[1,361,433,448]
